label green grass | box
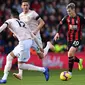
[0,69,85,85]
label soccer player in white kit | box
[19,0,45,59]
[13,0,51,80]
[0,9,49,84]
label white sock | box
[18,69,23,76]
[2,54,13,80]
[68,72,72,75]
[18,63,45,72]
[44,43,50,56]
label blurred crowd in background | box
[0,0,85,54]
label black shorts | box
[67,40,81,50]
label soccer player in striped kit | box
[54,3,85,78]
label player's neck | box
[72,12,76,17]
[12,16,18,19]
[23,10,30,14]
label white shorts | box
[13,39,32,62]
[31,36,43,53]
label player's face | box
[67,8,75,17]
[21,2,30,13]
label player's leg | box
[19,39,49,81]
[31,37,54,58]
[44,41,55,56]
[31,39,44,59]
[14,50,49,80]
[72,41,83,70]
[0,52,15,84]
[68,46,76,76]
[13,42,44,80]
[18,62,49,81]
[14,41,54,80]
[13,69,23,80]
[78,58,83,70]
[17,52,49,81]
[13,63,49,81]
[0,43,23,84]
[74,56,83,70]
[36,41,55,58]
[13,39,43,80]
[13,39,49,81]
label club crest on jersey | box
[69,25,77,30]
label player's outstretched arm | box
[54,16,67,41]
[0,22,8,33]
[54,33,60,41]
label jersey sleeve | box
[0,19,11,32]
[57,16,67,33]
[5,19,11,25]
[32,11,40,20]
[0,22,8,32]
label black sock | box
[74,56,79,63]
[68,56,74,72]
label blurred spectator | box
[0,34,5,54]
[5,0,13,9]
[0,34,5,46]
[0,46,4,54]
[39,1,45,15]
[56,0,67,16]
[31,0,41,13]
[46,2,56,14]
[4,41,14,54]
[12,0,22,13]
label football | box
[60,71,72,81]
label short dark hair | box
[11,8,19,17]
[22,0,28,3]
[66,3,75,9]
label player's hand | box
[40,48,44,53]
[54,33,59,41]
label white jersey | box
[19,10,43,53]
[0,18,32,41]
[19,10,41,38]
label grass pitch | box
[0,69,85,85]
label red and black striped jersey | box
[57,14,85,42]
